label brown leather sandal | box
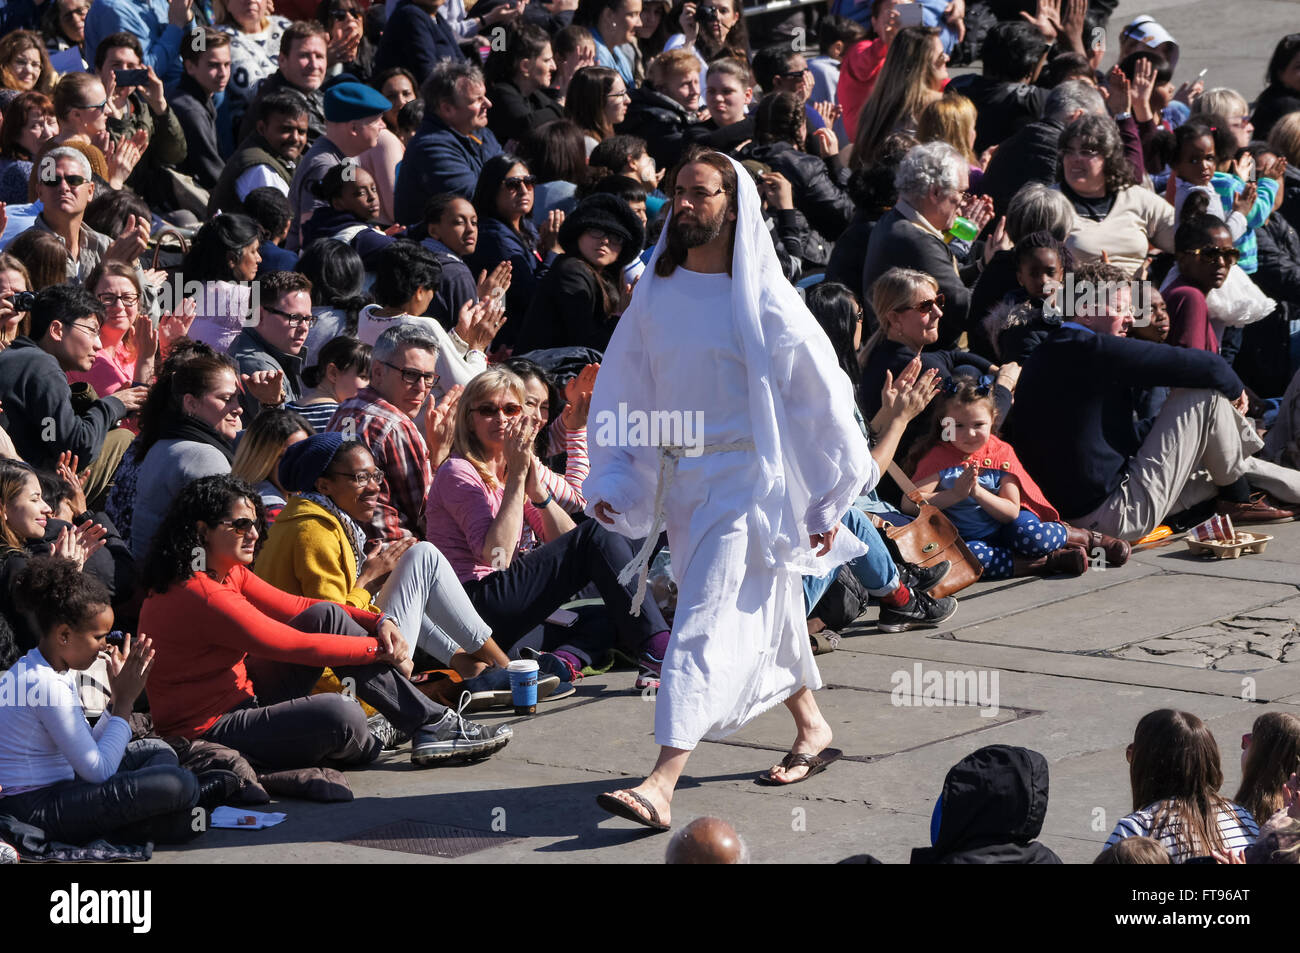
[755,747,844,786]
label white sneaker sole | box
[410,732,511,766]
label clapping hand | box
[106,633,155,713]
[475,260,512,302]
[105,211,151,263]
[879,357,941,425]
[456,295,504,351]
[424,384,463,467]
[561,362,599,431]
[54,520,107,570]
[158,297,197,359]
[953,462,978,498]
[56,452,89,517]
[241,368,284,406]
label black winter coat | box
[618,87,693,170]
[977,117,1064,216]
[742,140,855,242]
[515,254,615,353]
[949,74,1047,154]
[910,745,1063,864]
[487,82,565,147]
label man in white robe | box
[586,152,876,830]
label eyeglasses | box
[76,98,107,112]
[1064,147,1103,160]
[378,360,439,388]
[41,173,88,189]
[778,68,810,79]
[61,6,89,19]
[263,304,317,328]
[97,292,139,306]
[502,175,537,191]
[216,517,258,534]
[1190,246,1241,265]
[64,320,102,340]
[894,293,945,315]
[606,89,631,101]
[585,227,624,245]
[326,468,384,487]
[474,402,523,418]
[330,8,362,19]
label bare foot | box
[604,779,673,827]
[765,718,834,783]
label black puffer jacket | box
[741,140,855,241]
[949,73,1047,154]
[618,87,693,170]
[911,745,1063,864]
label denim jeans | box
[802,507,900,615]
[0,738,198,845]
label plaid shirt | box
[328,388,430,545]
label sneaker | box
[196,769,242,811]
[519,647,580,701]
[0,841,17,864]
[367,712,411,751]
[410,692,513,766]
[877,588,958,633]
[899,560,950,593]
[461,666,563,712]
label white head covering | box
[588,152,874,574]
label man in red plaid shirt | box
[328,325,445,545]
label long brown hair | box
[654,150,737,278]
[0,31,55,96]
[565,66,622,141]
[1129,709,1236,858]
[1236,712,1300,827]
[0,459,39,552]
[852,26,944,168]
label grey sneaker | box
[367,712,411,751]
[411,691,513,766]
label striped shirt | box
[1105,801,1259,863]
[286,399,339,435]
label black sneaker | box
[899,560,950,594]
[877,588,958,633]
[367,712,411,751]
[410,692,513,766]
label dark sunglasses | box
[503,175,537,190]
[1190,246,1241,265]
[330,7,362,18]
[217,517,258,534]
[42,172,88,189]
[474,402,524,418]
[894,293,944,314]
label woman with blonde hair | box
[917,89,985,186]
[0,31,56,96]
[426,367,671,686]
[230,407,314,521]
[851,25,947,168]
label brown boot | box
[1014,545,1088,577]
[1064,526,1131,567]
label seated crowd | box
[1,0,1300,863]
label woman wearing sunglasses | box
[516,193,644,353]
[139,473,512,769]
[426,367,671,685]
[467,154,564,350]
[859,267,1017,466]
[1162,214,1242,355]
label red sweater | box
[140,564,383,738]
[1164,278,1219,354]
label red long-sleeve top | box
[140,564,383,738]
[1164,278,1219,354]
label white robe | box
[584,162,875,748]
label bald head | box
[665,817,748,864]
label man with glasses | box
[287,80,391,251]
[329,324,451,543]
[862,141,1005,348]
[24,147,150,281]
[395,60,502,222]
[229,271,314,418]
[0,285,146,502]
[1007,260,1300,540]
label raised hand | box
[456,296,504,351]
[942,0,966,43]
[539,208,565,252]
[106,633,155,713]
[562,362,599,431]
[424,384,463,467]
[1104,65,1131,117]
[1060,0,1086,53]
[1234,181,1258,216]
[158,297,197,359]
[56,452,89,516]
[241,368,284,406]
[105,211,150,263]
[1018,0,1061,42]
[1130,56,1156,120]
[982,215,1011,264]
[475,260,512,301]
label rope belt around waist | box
[617,439,756,616]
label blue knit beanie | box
[279,431,346,493]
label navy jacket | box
[169,73,222,190]
[466,217,544,349]
[372,1,464,84]
[422,237,478,325]
[394,115,502,224]
[1005,326,1244,519]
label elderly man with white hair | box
[24,146,150,281]
[861,140,1006,348]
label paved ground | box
[153,515,1300,865]
[150,0,1300,866]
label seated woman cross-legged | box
[256,432,516,683]
[138,475,512,769]
[426,367,672,686]
[0,557,234,846]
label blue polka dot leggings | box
[966,510,1069,580]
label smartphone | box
[115,68,149,87]
[545,608,580,627]
[105,630,126,647]
[896,2,924,28]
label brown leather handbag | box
[878,462,984,599]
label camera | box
[695,4,719,26]
[5,291,35,312]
